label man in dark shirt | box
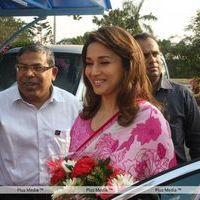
[134,33,200,163]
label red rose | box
[72,156,96,177]
[47,159,66,185]
[51,169,66,185]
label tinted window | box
[0,53,17,90]
[54,52,82,95]
[159,170,200,200]
[128,170,200,200]
[0,52,82,95]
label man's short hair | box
[134,32,157,42]
[16,43,55,66]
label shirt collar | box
[49,85,67,102]
[158,76,173,90]
[12,85,22,102]
[12,85,65,104]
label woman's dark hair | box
[81,26,159,127]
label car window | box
[112,159,200,200]
[0,53,17,90]
[129,170,200,200]
[117,170,200,200]
[54,52,82,95]
[159,170,200,200]
[0,52,82,95]
[124,170,200,200]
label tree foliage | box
[186,10,200,39]
[157,9,200,78]
[0,17,33,45]
[159,37,200,78]
[29,19,53,44]
[57,0,157,45]
[0,17,54,47]
[92,0,157,35]
[57,33,89,45]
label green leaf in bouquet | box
[58,179,67,186]
[84,174,98,186]
[103,157,111,165]
[64,158,76,171]
[92,166,102,174]
[66,165,74,171]
[101,164,113,176]
[92,168,108,185]
[74,177,83,186]
[98,157,110,165]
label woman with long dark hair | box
[69,26,176,181]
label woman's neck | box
[100,95,118,114]
[91,96,119,132]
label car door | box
[111,159,200,200]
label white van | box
[0,45,169,101]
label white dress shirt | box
[0,85,81,186]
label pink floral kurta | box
[69,101,177,182]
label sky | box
[21,0,200,43]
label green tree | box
[159,37,200,78]
[0,17,33,45]
[158,39,173,59]
[184,10,200,76]
[92,0,157,35]
[29,19,53,44]
[186,10,200,39]
[57,33,89,45]
[158,9,200,78]
[57,36,84,45]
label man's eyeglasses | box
[15,64,54,73]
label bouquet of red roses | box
[47,156,134,200]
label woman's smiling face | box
[85,42,124,98]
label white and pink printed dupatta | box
[69,101,177,182]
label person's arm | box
[190,77,200,106]
[194,93,200,107]
[184,89,200,159]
